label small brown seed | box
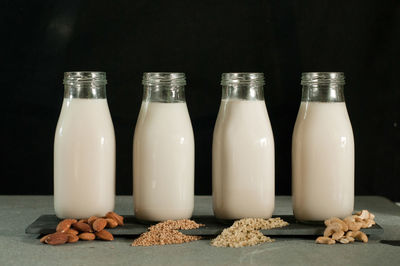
[72,222,92,232]
[79,232,96,241]
[56,219,77,233]
[44,232,69,245]
[66,233,79,243]
[79,219,88,223]
[105,218,118,228]
[93,218,107,232]
[105,212,124,226]
[95,230,114,241]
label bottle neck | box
[63,72,107,99]
[222,84,264,100]
[301,83,345,102]
[221,73,265,101]
[143,85,186,103]
[64,84,107,99]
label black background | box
[2,0,399,201]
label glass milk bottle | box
[54,72,115,219]
[213,73,275,220]
[292,72,354,222]
[133,73,194,221]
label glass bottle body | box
[54,72,115,219]
[133,73,194,221]
[212,73,275,220]
[292,72,354,221]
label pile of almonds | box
[316,210,376,245]
[40,212,124,245]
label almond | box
[56,219,77,233]
[95,230,114,241]
[65,228,79,235]
[79,232,96,241]
[93,218,107,232]
[40,234,49,243]
[88,216,98,225]
[43,232,69,245]
[105,218,118,228]
[72,222,92,232]
[105,212,124,226]
[66,233,79,243]
[79,219,88,223]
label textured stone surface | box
[1,196,399,266]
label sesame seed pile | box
[131,219,204,246]
[211,217,289,248]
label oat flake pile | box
[211,217,289,248]
[131,219,203,246]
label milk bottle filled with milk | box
[54,72,115,219]
[133,73,194,221]
[213,73,275,220]
[292,72,354,222]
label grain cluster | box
[211,217,289,248]
[131,219,204,246]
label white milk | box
[213,99,275,220]
[292,102,354,221]
[133,102,194,221]
[54,99,115,219]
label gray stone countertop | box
[0,195,399,266]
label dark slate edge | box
[25,215,56,234]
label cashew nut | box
[317,210,374,246]
[343,216,362,231]
[316,236,336,245]
[354,210,376,229]
[364,219,376,228]
[324,217,349,232]
[346,231,368,243]
[324,222,347,240]
[338,236,355,244]
[356,210,370,220]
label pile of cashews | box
[316,210,376,245]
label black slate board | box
[26,215,383,236]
